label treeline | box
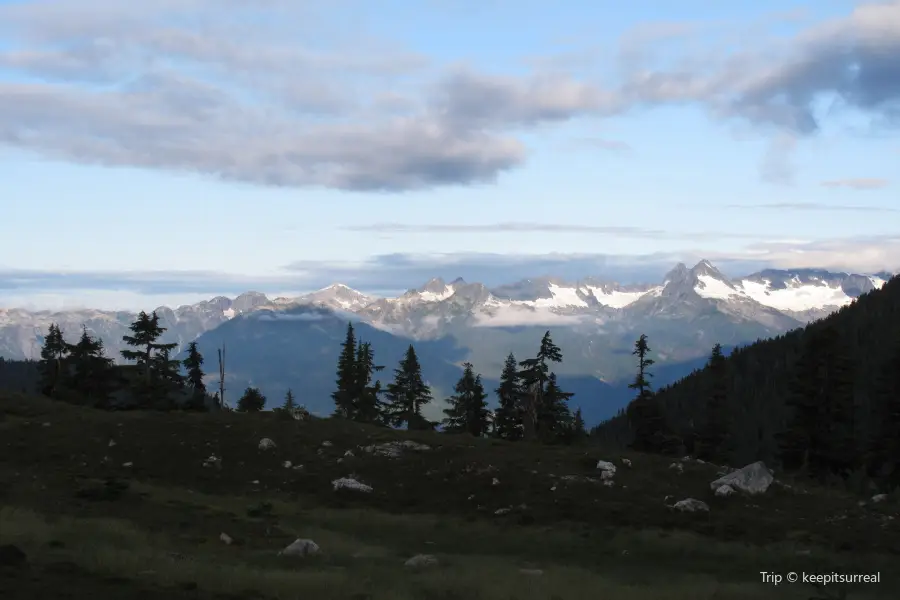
[28,311,219,411]
[595,274,900,491]
[323,324,588,444]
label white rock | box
[492,477,500,486]
[709,461,774,495]
[596,460,617,474]
[332,477,372,493]
[603,480,615,487]
[672,498,709,512]
[279,538,319,557]
[321,440,333,447]
[550,486,557,491]
[108,440,117,447]
[600,470,615,481]
[219,532,233,545]
[872,493,888,503]
[669,462,684,473]
[404,554,438,568]
[715,484,736,497]
[122,462,133,468]
[344,450,354,457]
[258,438,276,450]
[494,507,511,515]
[202,455,221,469]
[621,458,632,467]
[282,460,292,468]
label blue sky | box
[0,0,898,310]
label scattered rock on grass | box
[669,462,684,473]
[258,438,276,450]
[404,554,438,569]
[332,477,372,493]
[279,539,319,557]
[672,498,709,513]
[596,460,617,475]
[219,533,233,545]
[709,461,773,495]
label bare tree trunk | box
[217,345,226,410]
[522,381,540,441]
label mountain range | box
[0,261,889,424]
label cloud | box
[724,202,897,212]
[759,134,797,185]
[821,178,889,190]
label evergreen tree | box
[571,407,588,443]
[442,362,491,436]
[538,372,574,443]
[283,388,296,410]
[494,353,524,441]
[626,334,670,453]
[182,341,207,411]
[121,310,178,406]
[517,331,563,440]
[694,343,731,463]
[237,387,266,412]
[66,326,116,407]
[353,341,387,424]
[38,323,69,397]
[384,345,434,430]
[332,322,358,418]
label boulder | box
[258,438,276,450]
[872,493,888,503]
[279,538,319,557]
[404,554,438,568]
[332,477,373,493]
[672,498,709,512]
[709,461,773,495]
[596,460,617,474]
[715,484,736,497]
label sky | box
[0,0,898,310]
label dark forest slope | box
[595,275,900,466]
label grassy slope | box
[1,393,899,600]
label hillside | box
[595,275,900,467]
[2,392,899,599]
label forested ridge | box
[596,274,900,480]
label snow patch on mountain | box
[520,283,589,309]
[735,279,852,312]
[584,286,653,308]
[473,298,586,327]
[694,275,740,300]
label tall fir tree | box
[353,341,387,424]
[694,343,731,463]
[517,331,564,441]
[626,334,670,453]
[120,310,178,406]
[384,344,434,430]
[538,372,574,443]
[442,362,491,436]
[331,322,357,418]
[66,326,116,408]
[571,407,588,443]
[283,388,296,410]
[182,341,207,411]
[237,387,266,412]
[494,353,524,441]
[38,323,69,397]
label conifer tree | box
[538,372,574,442]
[442,362,491,436]
[517,331,563,440]
[494,353,524,440]
[66,326,116,407]
[38,323,69,397]
[571,407,587,443]
[237,387,266,412]
[121,310,178,406]
[695,343,731,463]
[283,388,296,410]
[182,341,207,411]
[353,341,387,424]
[626,334,670,453]
[331,322,357,418]
[384,344,433,430]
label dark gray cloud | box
[821,178,889,190]
[0,1,898,190]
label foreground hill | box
[2,393,899,599]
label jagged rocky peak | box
[420,277,448,294]
[690,259,728,280]
[447,281,492,304]
[232,291,271,313]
